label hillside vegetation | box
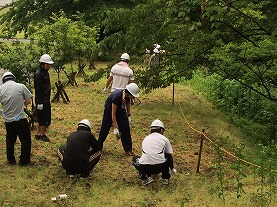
[0,67,276,207]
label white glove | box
[103,87,108,93]
[37,104,43,110]
[170,168,177,175]
[128,116,131,124]
[113,128,120,139]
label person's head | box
[2,71,16,83]
[39,54,54,70]
[120,53,130,63]
[150,119,165,134]
[78,119,91,131]
[125,83,139,99]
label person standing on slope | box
[103,53,134,93]
[34,54,54,142]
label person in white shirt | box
[132,119,177,185]
[103,53,134,93]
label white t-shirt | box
[110,62,134,92]
[139,132,173,165]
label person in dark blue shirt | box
[98,83,139,156]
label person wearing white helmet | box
[0,72,33,165]
[57,119,102,179]
[132,119,176,186]
[98,83,139,156]
[34,54,54,142]
[103,52,134,93]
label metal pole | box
[196,129,205,173]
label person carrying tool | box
[57,119,101,179]
[132,119,177,185]
[103,53,134,93]
[0,72,33,166]
[98,83,139,156]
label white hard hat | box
[150,119,165,130]
[39,54,54,64]
[2,71,16,83]
[153,48,160,54]
[126,83,139,98]
[156,44,161,49]
[120,53,130,61]
[78,119,91,129]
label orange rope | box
[178,102,277,173]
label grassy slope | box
[0,65,275,207]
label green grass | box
[0,65,276,207]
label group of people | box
[0,52,176,185]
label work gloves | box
[170,168,177,175]
[37,104,43,110]
[113,128,120,139]
[128,116,131,124]
[103,87,108,93]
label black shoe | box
[7,160,16,165]
[35,135,41,140]
[40,135,50,142]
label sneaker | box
[142,176,154,186]
[40,135,50,142]
[80,173,93,179]
[161,178,169,185]
[125,151,135,156]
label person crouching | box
[57,119,101,179]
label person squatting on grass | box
[103,53,134,93]
[132,119,177,186]
[34,54,54,142]
[57,119,101,179]
[0,72,33,166]
[98,83,140,156]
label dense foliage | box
[0,0,276,141]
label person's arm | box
[90,134,102,151]
[126,100,131,116]
[112,103,120,138]
[24,97,32,106]
[165,153,174,169]
[105,76,113,89]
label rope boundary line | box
[178,102,277,173]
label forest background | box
[0,0,277,206]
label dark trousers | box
[58,144,101,177]
[5,119,31,164]
[132,156,171,180]
[98,109,132,152]
[36,102,51,126]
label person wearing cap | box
[34,54,54,142]
[103,53,134,93]
[57,119,102,179]
[98,83,139,156]
[0,72,33,165]
[132,119,176,186]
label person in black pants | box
[34,54,54,142]
[132,119,177,185]
[57,119,101,179]
[98,83,139,156]
[0,72,33,166]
